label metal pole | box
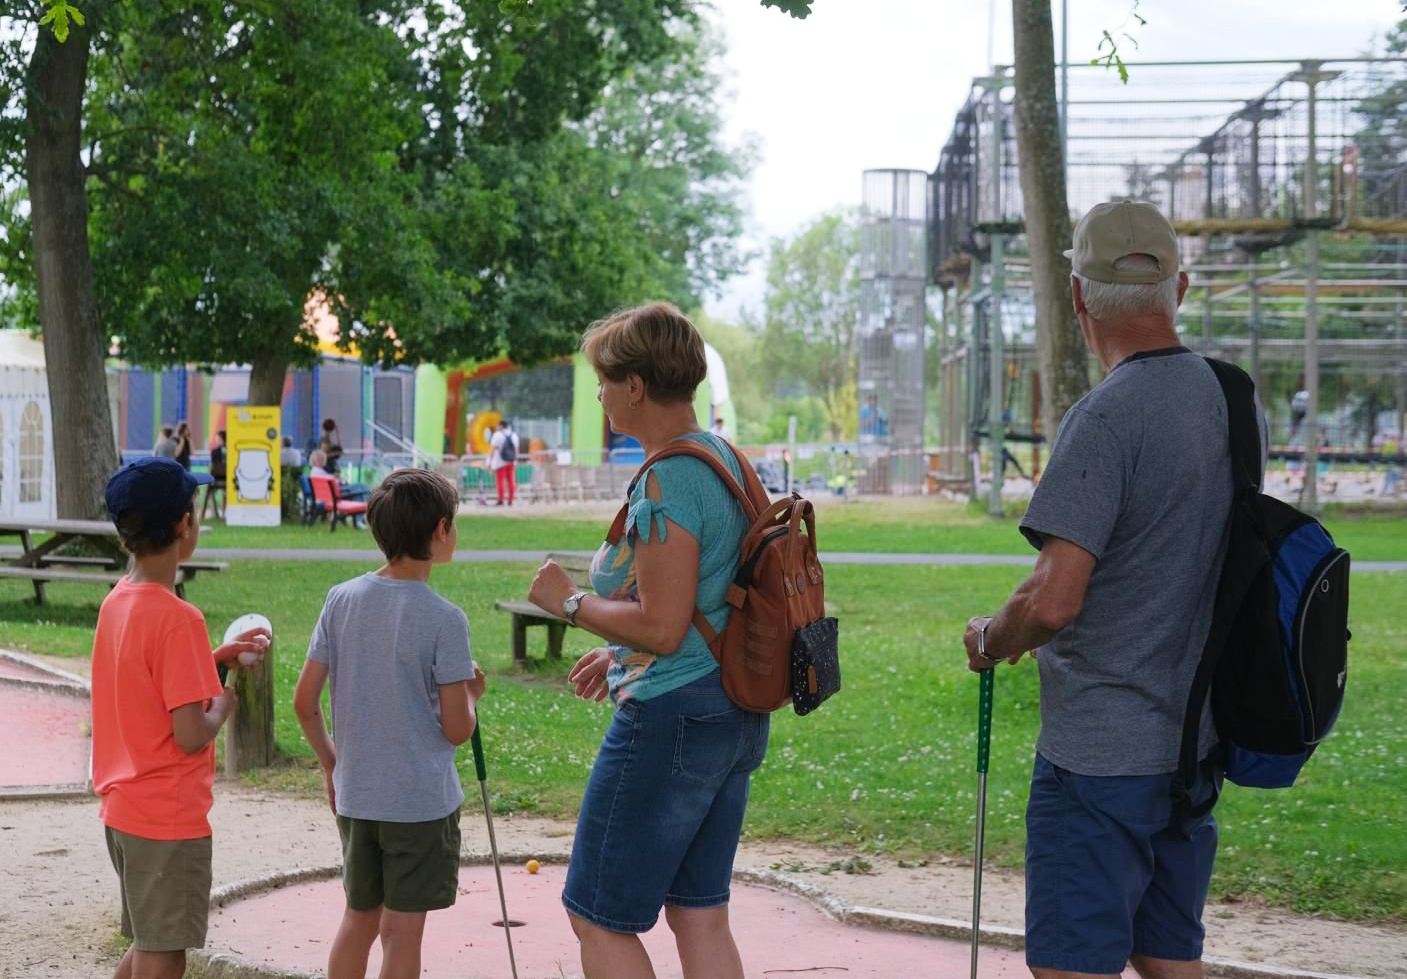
[1203,270,1215,353]
[1249,269,1262,393]
[1060,0,1069,181]
[968,265,982,504]
[989,234,1006,517]
[987,87,1006,518]
[1299,62,1330,512]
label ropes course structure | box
[928,58,1407,508]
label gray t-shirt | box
[1020,347,1234,777]
[308,573,474,821]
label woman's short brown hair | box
[366,469,459,562]
[580,302,707,404]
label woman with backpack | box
[528,302,769,979]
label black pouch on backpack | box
[790,616,841,716]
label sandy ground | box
[2,780,1405,979]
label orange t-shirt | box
[91,578,222,840]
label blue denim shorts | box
[562,672,770,933]
[1025,753,1220,974]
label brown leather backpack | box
[606,440,841,715]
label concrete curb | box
[189,853,1375,979]
[0,782,90,801]
[0,648,91,695]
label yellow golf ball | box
[526,859,540,874]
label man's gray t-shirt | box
[308,573,474,821]
[1020,348,1232,776]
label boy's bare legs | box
[327,905,381,979]
[378,908,428,979]
[112,948,186,979]
[666,905,744,979]
[569,912,657,979]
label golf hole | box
[492,919,526,928]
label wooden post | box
[229,647,276,770]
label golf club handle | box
[470,724,488,782]
[976,667,994,775]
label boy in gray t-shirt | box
[293,469,484,978]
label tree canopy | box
[2,1,752,389]
[760,210,859,440]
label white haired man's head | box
[1067,201,1185,324]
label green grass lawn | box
[1,558,1402,921]
[191,500,1407,560]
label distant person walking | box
[489,420,519,506]
[711,417,730,442]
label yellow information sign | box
[226,406,281,527]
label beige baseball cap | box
[1064,200,1179,284]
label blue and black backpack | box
[1173,359,1351,830]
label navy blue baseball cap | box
[105,457,212,530]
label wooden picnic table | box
[0,518,226,605]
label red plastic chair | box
[309,476,368,533]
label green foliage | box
[760,0,813,18]
[1089,0,1147,84]
[1353,17,1407,218]
[38,0,84,42]
[1,1,752,380]
[761,210,861,440]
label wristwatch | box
[562,591,588,626]
[976,620,1001,665]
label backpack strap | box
[1206,358,1262,494]
[1170,359,1263,836]
[603,439,774,658]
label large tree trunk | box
[1012,0,1089,446]
[26,22,119,519]
[248,347,290,407]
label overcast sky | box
[702,0,1406,320]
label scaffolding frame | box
[929,57,1407,508]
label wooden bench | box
[0,560,228,603]
[495,551,593,665]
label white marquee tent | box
[0,331,56,521]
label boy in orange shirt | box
[92,458,270,979]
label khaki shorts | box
[337,809,461,913]
[104,827,213,951]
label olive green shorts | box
[104,827,213,951]
[336,809,461,913]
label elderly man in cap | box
[961,202,1251,979]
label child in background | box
[294,468,485,979]
[92,457,270,979]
